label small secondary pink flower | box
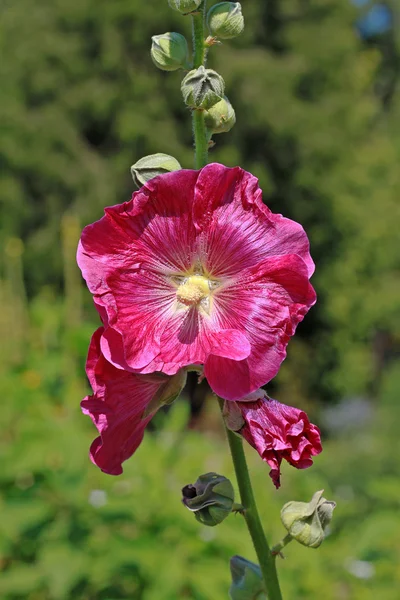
[224,390,322,488]
[81,327,168,475]
[78,163,315,401]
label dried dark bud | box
[182,472,234,526]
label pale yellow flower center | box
[176,275,210,306]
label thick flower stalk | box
[77,164,315,402]
[76,2,329,598]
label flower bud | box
[204,95,236,134]
[207,2,244,40]
[168,0,202,14]
[181,66,225,110]
[151,32,189,72]
[182,472,234,526]
[280,490,336,549]
[131,153,182,188]
[229,556,266,600]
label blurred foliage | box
[1,0,400,597]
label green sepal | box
[142,369,187,417]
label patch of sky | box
[356,4,392,37]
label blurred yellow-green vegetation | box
[1,0,400,598]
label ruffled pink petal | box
[230,394,322,488]
[209,329,251,360]
[77,168,199,331]
[100,269,177,370]
[78,169,199,290]
[81,328,166,475]
[78,169,209,373]
[193,163,314,278]
[205,255,316,400]
[140,316,251,375]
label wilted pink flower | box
[78,163,315,401]
[224,390,322,488]
[81,327,171,475]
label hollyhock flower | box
[81,327,185,475]
[223,390,322,488]
[78,163,315,401]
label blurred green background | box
[1,0,400,598]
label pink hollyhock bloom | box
[78,163,316,401]
[81,327,175,475]
[224,390,322,488]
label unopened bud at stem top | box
[151,32,189,71]
[207,2,244,40]
[168,0,202,14]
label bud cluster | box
[147,1,245,158]
[131,3,245,191]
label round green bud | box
[131,153,182,188]
[207,2,244,40]
[204,95,236,134]
[181,66,225,110]
[182,472,234,527]
[280,490,336,549]
[168,0,202,14]
[151,32,189,72]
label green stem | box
[191,2,208,169]
[219,401,283,600]
[192,5,206,68]
[192,110,208,169]
[271,533,293,556]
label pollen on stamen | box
[176,275,210,306]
